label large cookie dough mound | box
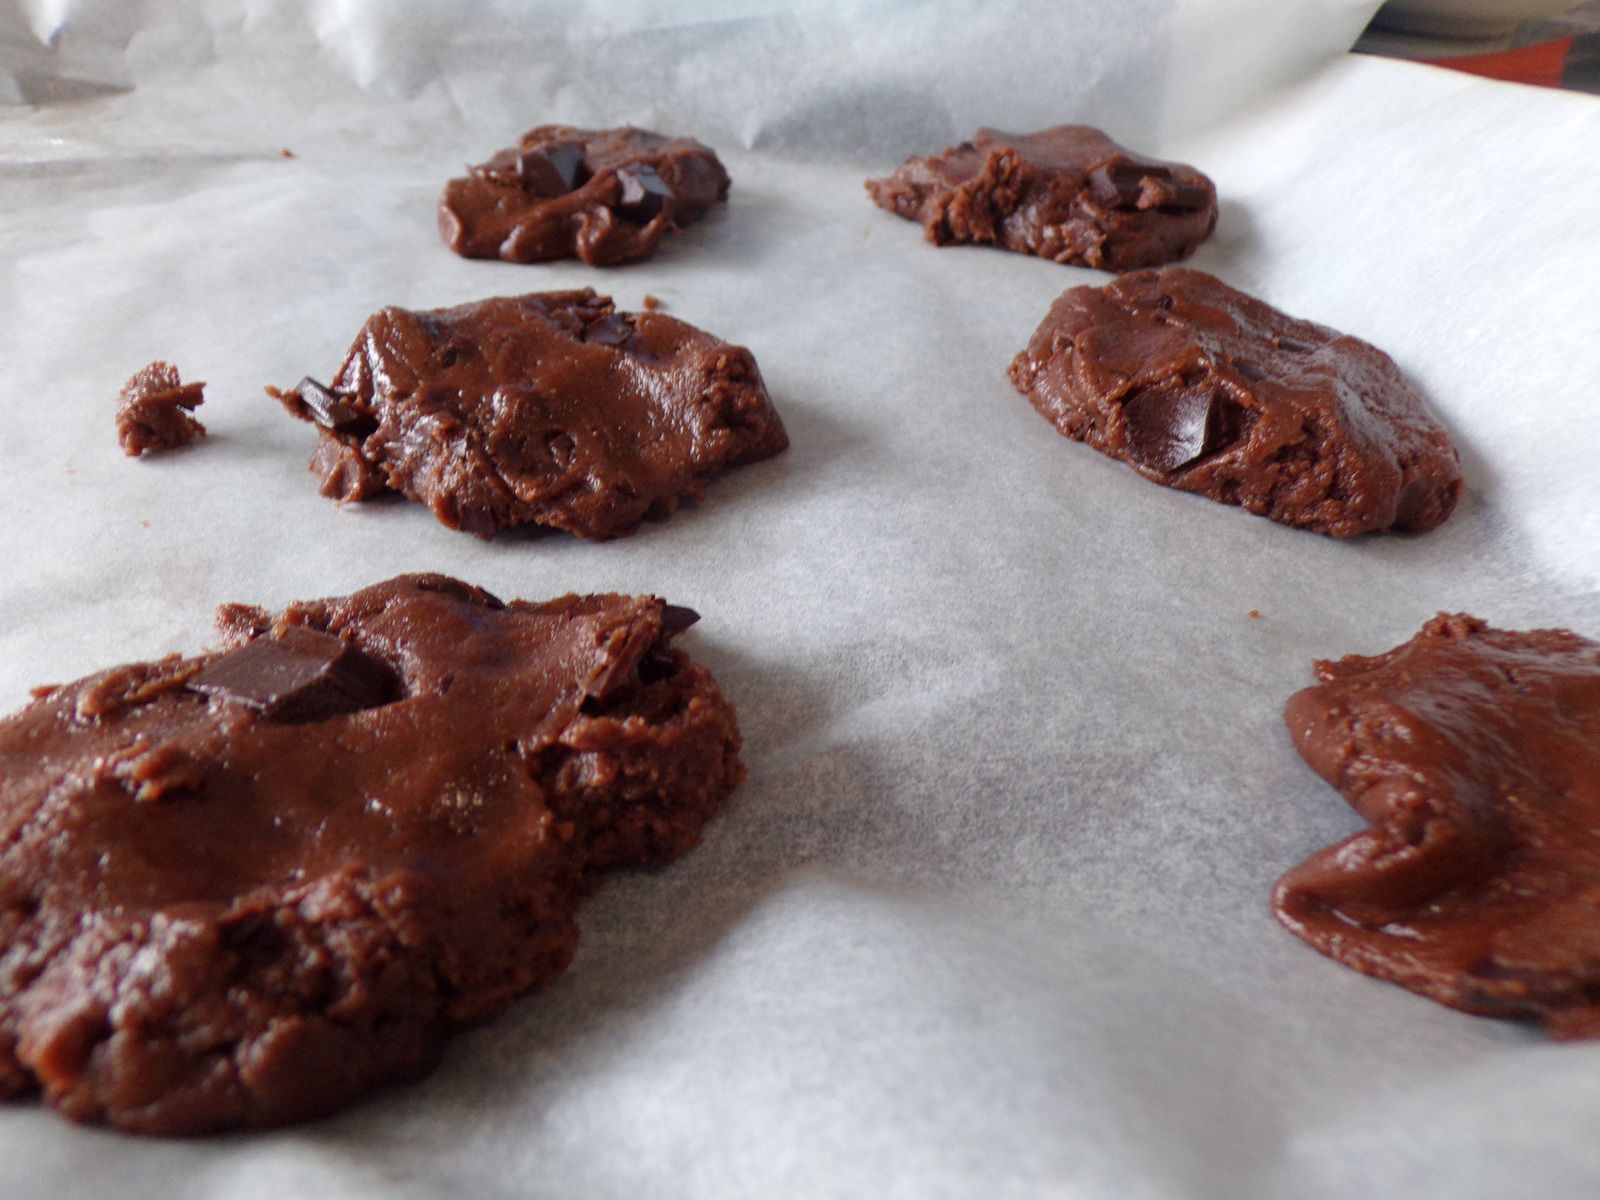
[439,125,729,266]
[866,125,1216,271]
[1008,267,1462,537]
[0,574,744,1133]
[273,289,788,541]
[1276,614,1600,1038]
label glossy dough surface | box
[1275,615,1600,1037]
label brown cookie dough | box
[1275,614,1600,1038]
[271,289,788,541]
[439,125,730,266]
[1008,268,1463,537]
[865,125,1216,271]
[0,574,745,1133]
[116,362,206,457]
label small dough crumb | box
[116,362,206,457]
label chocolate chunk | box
[274,290,788,541]
[519,140,586,196]
[614,165,676,223]
[1122,384,1241,474]
[660,604,700,635]
[0,574,746,1132]
[1274,615,1600,1038]
[290,377,367,433]
[582,604,701,704]
[188,625,398,723]
[1088,161,1169,209]
[580,314,636,348]
[116,361,206,457]
[866,126,1217,272]
[440,125,729,266]
[1009,267,1463,537]
[1152,177,1212,212]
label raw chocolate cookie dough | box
[1275,615,1600,1037]
[1008,267,1462,537]
[439,125,730,266]
[866,125,1216,271]
[273,289,787,540]
[116,362,206,457]
[0,574,744,1133]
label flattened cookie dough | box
[1275,615,1600,1038]
[439,125,730,266]
[116,362,206,457]
[1008,267,1462,537]
[0,574,744,1132]
[272,289,788,540]
[866,125,1216,271]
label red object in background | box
[1426,37,1575,88]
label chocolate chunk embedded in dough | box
[517,141,587,197]
[1007,267,1463,537]
[440,125,729,266]
[270,289,788,541]
[187,625,398,723]
[0,573,746,1133]
[116,362,206,457]
[286,377,368,434]
[866,125,1217,271]
[1274,614,1600,1038]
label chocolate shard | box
[581,623,656,705]
[1153,177,1212,212]
[614,166,676,224]
[1122,383,1242,474]
[189,626,398,724]
[519,141,587,197]
[660,604,700,636]
[1088,161,1170,209]
[580,314,636,348]
[293,378,366,433]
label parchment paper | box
[2,2,1599,1196]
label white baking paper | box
[2,1,1599,1196]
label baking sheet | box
[3,1,1600,1196]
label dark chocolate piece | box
[116,361,206,457]
[519,140,586,196]
[284,377,366,433]
[659,604,700,635]
[866,125,1217,271]
[614,165,676,223]
[580,313,636,348]
[0,573,746,1133]
[1008,267,1463,537]
[1274,614,1600,1038]
[188,625,397,723]
[439,125,729,266]
[271,289,788,541]
[1121,383,1241,474]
